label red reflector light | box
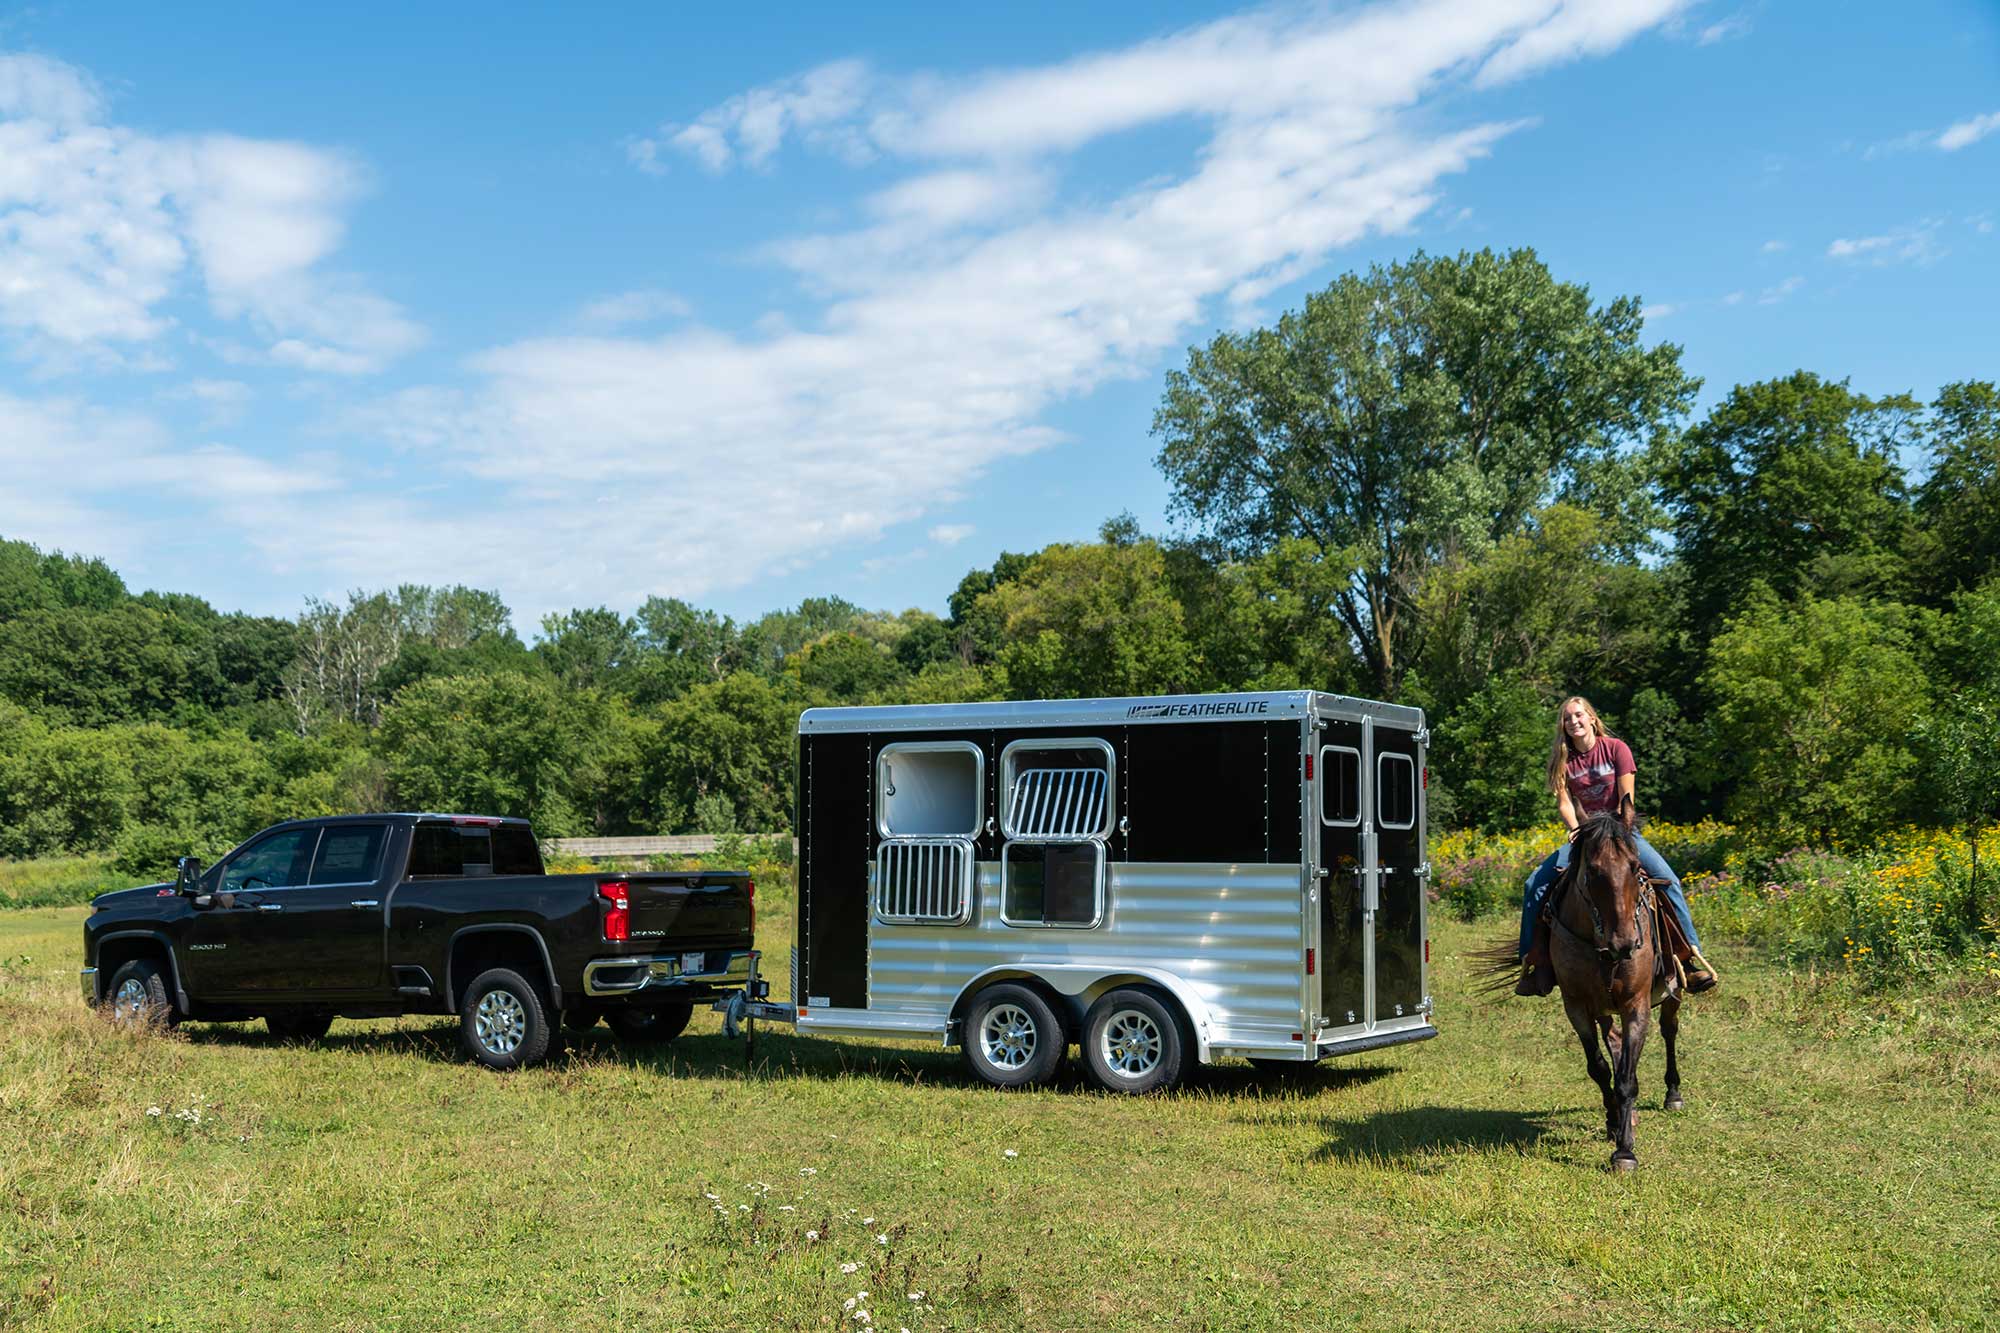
[1422,767,1429,789]
[598,880,630,942]
[1304,753,1314,780]
[1306,947,1315,976]
[1291,1032,1304,1041]
[1426,938,1431,964]
[746,878,755,932]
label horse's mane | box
[1571,811,1636,864]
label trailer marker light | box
[1423,767,1429,789]
[1425,939,1431,964]
[1304,753,1314,780]
[598,880,630,942]
[1306,947,1315,976]
[1291,1032,1304,1041]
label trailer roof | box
[797,690,1423,735]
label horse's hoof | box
[1610,1154,1638,1173]
[1665,1093,1685,1112]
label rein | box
[1550,853,1655,966]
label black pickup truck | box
[80,814,755,1069]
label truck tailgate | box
[620,874,753,945]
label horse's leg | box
[1594,1015,1622,1145]
[1565,1000,1614,1143]
[1610,1002,1651,1170]
[1661,994,1684,1111]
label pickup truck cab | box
[81,813,755,1069]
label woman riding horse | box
[1515,696,1718,997]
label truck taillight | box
[746,879,755,934]
[599,880,630,942]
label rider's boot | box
[1514,920,1556,997]
[1684,947,1720,994]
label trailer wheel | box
[460,967,553,1070]
[607,1001,693,1045]
[1082,988,1187,1095]
[963,984,1066,1089]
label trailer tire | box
[1082,987,1188,1095]
[105,958,179,1031]
[607,1001,693,1045]
[460,967,553,1070]
[963,983,1066,1089]
[265,1010,334,1043]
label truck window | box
[492,825,544,875]
[222,828,319,893]
[407,822,541,877]
[309,824,387,885]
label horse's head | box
[1576,812,1646,962]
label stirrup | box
[1684,949,1719,994]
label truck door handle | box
[256,903,284,913]
[350,900,380,910]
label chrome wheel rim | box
[475,990,527,1055]
[980,1004,1037,1071]
[112,977,150,1023]
[1099,1009,1162,1079]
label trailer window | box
[874,838,975,926]
[1001,739,1114,841]
[877,742,983,839]
[1378,752,1416,830]
[1319,745,1361,827]
[1001,842,1104,928]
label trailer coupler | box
[712,951,797,1042]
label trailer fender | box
[952,964,1217,1064]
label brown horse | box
[1484,810,1684,1171]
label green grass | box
[3,892,1996,1332]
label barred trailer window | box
[873,742,982,926]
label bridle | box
[1552,843,1654,966]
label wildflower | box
[780,1205,797,1212]
[738,1204,751,1212]
[146,1107,162,1117]
[1002,1149,1018,1159]
[862,1216,875,1226]
[799,1167,819,1177]
[806,1230,820,1241]
[844,1298,857,1311]
[909,1292,925,1302]
[841,1261,860,1274]
[704,1192,720,1200]
[876,1233,888,1245]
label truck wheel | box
[266,1011,334,1043]
[105,958,179,1031]
[1081,987,1187,1095]
[460,968,553,1070]
[606,1001,693,1044]
[963,983,1066,1089]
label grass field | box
[3,890,1997,1332]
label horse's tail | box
[1468,936,1529,997]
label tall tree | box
[1914,380,2000,598]
[1658,372,1917,642]
[1154,247,1695,695]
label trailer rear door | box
[1314,711,1428,1032]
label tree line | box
[2,247,1995,875]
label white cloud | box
[1938,110,2000,152]
[928,524,974,546]
[1695,15,1750,45]
[1640,303,1676,320]
[1826,220,1944,266]
[340,0,1690,617]
[0,52,419,371]
[1757,276,1803,304]
[1760,239,1786,253]
[579,289,693,328]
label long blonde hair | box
[1547,696,1616,794]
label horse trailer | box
[729,691,1435,1093]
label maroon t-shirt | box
[1564,736,1635,816]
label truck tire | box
[266,1010,334,1043]
[606,1001,693,1045]
[962,983,1066,1089]
[1081,987,1188,1095]
[460,967,553,1070]
[105,958,179,1031]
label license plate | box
[681,951,706,974]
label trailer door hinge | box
[1415,862,1431,881]
[1415,727,1431,746]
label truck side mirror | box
[175,856,205,896]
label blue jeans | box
[1519,832,1700,955]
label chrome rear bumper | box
[80,966,98,1002]
[583,949,755,998]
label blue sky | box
[1,0,1995,632]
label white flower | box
[704,1192,720,1200]
[806,1230,820,1241]
[854,1313,871,1326]
[1002,1148,1018,1158]
[840,1262,859,1274]
[146,1107,162,1117]
[908,1292,925,1302]
[857,1292,868,1301]
[779,1205,797,1212]
[799,1167,818,1176]
[875,1234,888,1246]
[861,1216,875,1225]
[844,1298,857,1311]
